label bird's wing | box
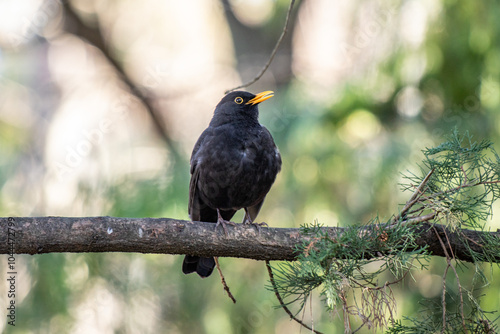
[241,127,281,223]
[189,128,236,222]
[188,163,201,221]
[188,129,211,222]
[190,159,237,223]
[262,127,282,171]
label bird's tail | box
[182,255,215,278]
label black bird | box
[182,90,282,278]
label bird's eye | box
[234,97,243,104]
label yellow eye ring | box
[234,97,243,104]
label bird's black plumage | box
[182,90,282,278]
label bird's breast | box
[194,129,280,210]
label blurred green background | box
[1,0,500,333]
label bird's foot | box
[216,210,236,236]
[243,213,268,233]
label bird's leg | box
[243,209,268,233]
[215,209,236,236]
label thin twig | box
[433,227,451,333]
[443,228,456,264]
[433,227,467,333]
[300,300,307,334]
[393,168,435,223]
[461,165,468,185]
[441,262,450,333]
[462,232,484,248]
[309,293,314,333]
[352,322,367,334]
[404,206,426,217]
[214,257,236,303]
[401,212,436,225]
[348,268,413,331]
[350,266,412,290]
[444,232,467,332]
[225,0,296,93]
[265,260,324,334]
[341,290,351,333]
[420,179,500,202]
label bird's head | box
[211,90,274,125]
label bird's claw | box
[215,219,236,236]
[216,210,236,236]
[244,220,268,233]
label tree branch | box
[1,217,500,263]
[266,260,324,334]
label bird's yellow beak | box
[247,91,274,105]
